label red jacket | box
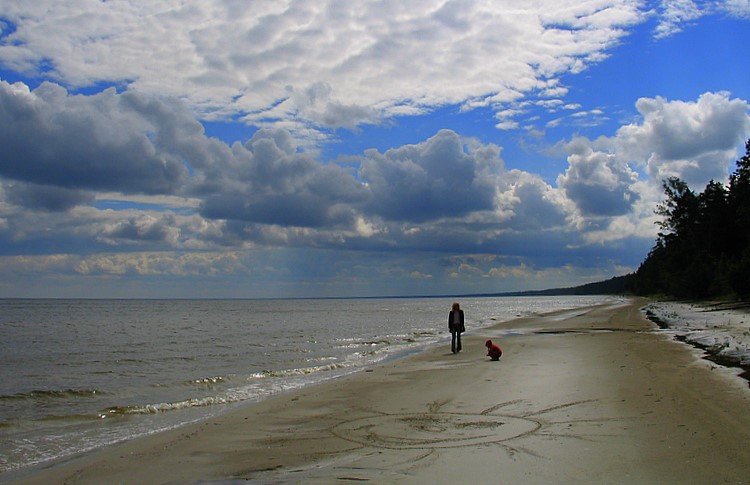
[485,339,502,360]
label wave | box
[39,412,108,423]
[102,395,236,416]
[412,330,438,337]
[250,362,349,379]
[101,363,355,417]
[334,331,437,349]
[1,408,114,429]
[0,388,106,402]
[181,375,232,386]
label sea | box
[0,295,637,477]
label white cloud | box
[616,92,750,189]
[358,129,499,222]
[723,0,750,17]
[497,170,570,230]
[99,214,181,246]
[653,0,750,38]
[0,1,644,137]
[73,251,245,277]
[0,3,748,296]
[653,0,703,38]
[496,120,521,130]
[487,263,533,279]
[0,67,747,294]
[558,136,640,217]
[2,71,746,262]
[558,91,750,244]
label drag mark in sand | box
[331,412,539,449]
[330,399,622,452]
[258,400,635,481]
[515,399,634,444]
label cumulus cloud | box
[199,128,367,228]
[0,2,748,297]
[500,170,571,229]
[99,214,181,245]
[358,130,498,222]
[194,127,579,254]
[616,92,750,189]
[1,72,746,261]
[0,69,747,296]
[558,137,640,217]
[560,92,750,203]
[0,80,189,196]
[557,91,750,244]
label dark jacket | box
[448,309,465,333]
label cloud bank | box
[0,77,747,295]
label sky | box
[0,0,749,299]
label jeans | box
[451,331,462,353]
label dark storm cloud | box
[201,192,338,227]
[5,182,94,212]
[0,81,188,195]
[198,128,367,228]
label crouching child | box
[485,339,502,361]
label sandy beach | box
[7,298,750,484]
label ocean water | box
[0,295,614,476]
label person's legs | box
[456,332,462,352]
[451,331,457,353]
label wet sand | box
[7,298,750,484]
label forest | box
[626,139,750,300]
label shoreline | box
[0,295,615,478]
[6,298,750,484]
[644,299,750,385]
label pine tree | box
[631,139,750,299]
[727,140,750,297]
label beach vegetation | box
[628,139,750,300]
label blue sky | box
[0,1,749,298]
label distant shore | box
[7,298,750,484]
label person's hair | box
[452,302,460,311]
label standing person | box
[448,302,465,353]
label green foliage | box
[628,139,750,300]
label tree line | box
[626,139,750,300]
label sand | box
[7,298,750,484]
